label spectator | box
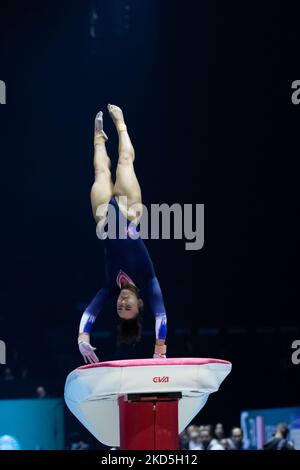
[220,438,231,450]
[179,430,189,450]
[263,423,295,450]
[188,429,201,450]
[3,367,15,382]
[214,423,225,442]
[198,428,224,450]
[228,427,247,450]
[186,425,198,437]
[35,385,48,398]
[69,432,90,450]
[203,424,213,435]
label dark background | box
[0,0,299,441]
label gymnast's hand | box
[78,333,99,364]
[153,342,167,359]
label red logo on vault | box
[153,376,169,383]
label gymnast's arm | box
[78,286,111,363]
[146,277,167,358]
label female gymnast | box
[78,104,167,363]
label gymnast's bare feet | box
[107,104,127,132]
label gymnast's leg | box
[90,112,114,225]
[108,104,142,221]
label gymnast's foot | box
[94,111,108,143]
[107,104,127,132]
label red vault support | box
[118,394,179,450]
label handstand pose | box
[78,104,167,363]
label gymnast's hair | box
[117,284,144,345]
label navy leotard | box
[79,197,167,341]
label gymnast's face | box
[117,288,142,319]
